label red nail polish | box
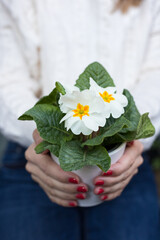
[97,188,104,195]
[101,195,108,200]
[95,180,104,186]
[103,170,112,176]
[69,202,76,207]
[127,141,134,147]
[77,186,87,193]
[76,193,85,199]
[69,178,78,184]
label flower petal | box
[59,104,71,113]
[59,95,77,110]
[64,116,79,131]
[62,84,80,94]
[82,115,99,132]
[114,94,128,107]
[71,120,92,135]
[89,97,106,113]
[89,78,102,91]
[102,103,111,118]
[105,87,117,94]
[60,111,73,123]
[90,113,106,127]
[109,101,124,118]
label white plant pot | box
[51,142,126,207]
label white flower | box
[63,84,80,94]
[89,78,128,118]
[59,89,108,135]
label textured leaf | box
[75,62,115,91]
[35,141,50,153]
[19,104,73,144]
[59,141,111,172]
[35,141,60,157]
[103,113,156,145]
[18,114,33,121]
[82,116,130,147]
[135,113,155,139]
[55,81,66,95]
[18,88,59,120]
[35,88,59,106]
[48,145,60,157]
[120,89,141,133]
[103,131,137,146]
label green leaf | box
[75,62,115,91]
[59,140,111,172]
[19,104,73,144]
[120,89,141,133]
[55,82,66,95]
[35,141,60,157]
[19,88,60,120]
[18,114,33,121]
[104,131,137,146]
[135,113,155,139]
[103,113,155,145]
[35,88,59,106]
[48,145,60,157]
[82,116,130,147]
[35,141,50,153]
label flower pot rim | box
[108,142,126,156]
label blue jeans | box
[0,141,159,240]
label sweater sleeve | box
[0,1,41,147]
[131,2,160,150]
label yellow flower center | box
[99,91,115,103]
[73,103,89,120]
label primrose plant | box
[19,62,155,172]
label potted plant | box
[19,62,155,207]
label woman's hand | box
[94,140,144,201]
[25,129,88,207]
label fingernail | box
[76,193,85,199]
[97,188,104,195]
[69,178,78,184]
[127,141,134,147]
[103,170,113,176]
[101,195,108,200]
[95,180,104,186]
[77,186,87,193]
[69,202,77,207]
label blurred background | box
[0,133,160,200]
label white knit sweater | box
[0,0,160,149]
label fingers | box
[31,174,85,201]
[95,170,138,201]
[31,174,78,207]
[94,168,138,198]
[108,140,144,177]
[112,141,141,177]
[26,162,88,194]
[101,171,136,201]
[25,139,88,207]
[25,143,80,184]
[94,155,143,188]
[93,141,144,201]
[100,190,123,201]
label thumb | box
[32,129,43,145]
[32,129,49,155]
